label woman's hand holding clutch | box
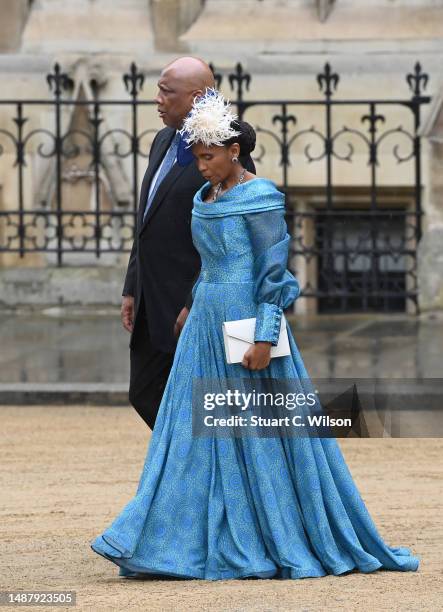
[241,341,272,370]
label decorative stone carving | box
[317,0,336,23]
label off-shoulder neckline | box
[192,177,285,218]
[199,177,271,204]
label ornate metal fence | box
[0,62,431,312]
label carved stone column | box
[150,0,205,51]
[417,93,443,312]
[0,0,29,52]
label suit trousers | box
[128,295,175,430]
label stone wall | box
[0,266,125,308]
[0,0,29,52]
[0,0,442,311]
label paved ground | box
[1,309,442,387]
[1,405,441,611]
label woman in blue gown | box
[90,90,420,580]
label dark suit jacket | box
[122,127,205,353]
[123,126,257,354]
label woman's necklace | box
[211,168,247,202]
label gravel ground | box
[1,405,441,612]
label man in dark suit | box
[120,57,214,430]
[121,57,255,430]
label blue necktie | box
[143,132,180,222]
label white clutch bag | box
[222,315,290,364]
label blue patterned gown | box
[90,177,420,580]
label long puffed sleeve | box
[244,209,300,346]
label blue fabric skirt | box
[90,281,420,580]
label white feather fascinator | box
[179,88,241,148]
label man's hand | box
[242,342,272,370]
[174,306,190,339]
[121,295,135,333]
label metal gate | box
[0,62,431,312]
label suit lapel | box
[137,128,175,230]
[143,161,188,225]
[139,137,188,235]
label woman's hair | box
[222,120,256,165]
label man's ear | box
[191,88,204,100]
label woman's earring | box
[231,156,239,163]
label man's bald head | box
[163,57,215,91]
[155,56,215,129]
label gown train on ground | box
[91,178,420,580]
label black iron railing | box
[0,62,431,312]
